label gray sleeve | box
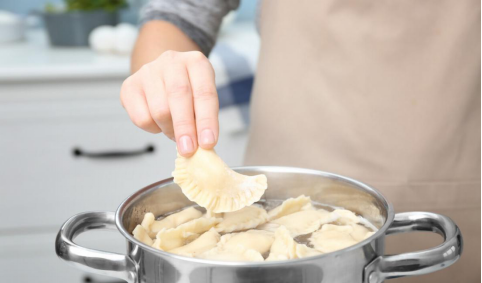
[139,0,240,56]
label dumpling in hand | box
[172,148,267,213]
[216,206,268,233]
[197,245,264,262]
[267,195,313,221]
[141,207,203,238]
[132,225,153,246]
[266,226,321,261]
[218,230,275,254]
[309,224,373,253]
[168,228,220,257]
[271,209,335,237]
[152,217,221,251]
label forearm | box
[130,20,202,73]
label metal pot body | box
[56,167,462,283]
[129,238,382,283]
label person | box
[120,1,480,282]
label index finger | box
[164,61,197,157]
[186,52,219,149]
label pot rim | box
[115,166,395,266]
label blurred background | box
[0,0,259,282]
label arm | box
[130,20,201,73]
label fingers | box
[141,63,175,140]
[163,54,197,157]
[186,51,219,149]
[120,75,162,134]
[120,50,219,156]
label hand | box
[120,50,219,157]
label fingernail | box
[179,135,194,155]
[200,129,215,146]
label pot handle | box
[55,211,137,283]
[364,212,462,283]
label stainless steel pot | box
[55,167,463,283]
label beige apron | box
[245,0,481,282]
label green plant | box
[44,2,58,13]
[56,0,128,12]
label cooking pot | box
[55,167,462,283]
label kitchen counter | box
[0,29,128,82]
[0,22,260,85]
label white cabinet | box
[0,230,128,283]
[0,78,249,283]
[0,93,248,229]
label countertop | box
[0,22,260,84]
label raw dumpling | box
[271,209,335,237]
[256,222,282,233]
[197,245,264,262]
[168,228,220,257]
[140,213,156,235]
[350,224,376,241]
[266,226,321,261]
[218,230,275,254]
[215,206,268,233]
[309,224,373,253]
[152,217,221,251]
[132,225,153,246]
[267,195,313,220]
[142,207,203,238]
[204,210,223,218]
[331,209,360,225]
[172,148,267,213]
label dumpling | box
[204,210,223,218]
[172,148,267,213]
[309,224,373,253]
[271,209,335,237]
[350,224,376,241]
[256,222,282,233]
[218,230,275,254]
[142,207,203,238]
[197,245,264,262]
[215,206,268,233]
[266,226,321,261]
[331,209,360,225]
[132,225,153,246]
[140,213,156,236]
[152,217,221,251]
[267,195,313,220]
[309,224,357,253]
[168,228,220,257]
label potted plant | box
[43,0,127,46]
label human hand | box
[120,50,219,157]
